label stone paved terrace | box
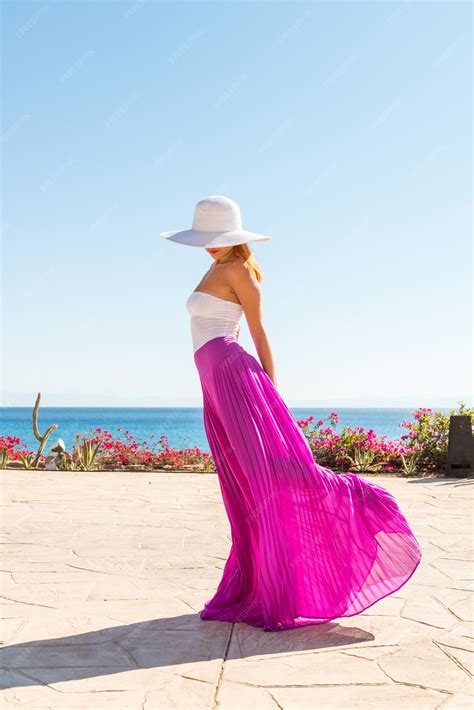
[0,469,472,709]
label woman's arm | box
[227,261,278,389]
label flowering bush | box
[63,428,215,472]
[296,403,473,475]
[398,403,473,470]
[1,404,471,474]
[296,411,408,473]
[0,436,36,467]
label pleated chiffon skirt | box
[194,334,422,632]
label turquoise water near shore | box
[0,406,453,454]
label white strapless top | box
[186,291,243,353]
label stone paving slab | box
[0,470,472,709]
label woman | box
[161,195,422,632]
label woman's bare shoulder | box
[227,259,255,282]
[226,259,259,296]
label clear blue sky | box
[2,0,472,407]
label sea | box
[0,406,453,454]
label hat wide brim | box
[160,228,272,248]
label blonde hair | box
[230,243,263,283]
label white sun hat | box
[160,195,272,248]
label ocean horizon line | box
[0,403,463,410]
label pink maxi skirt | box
[194,334,422,632]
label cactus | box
[75,433,103,471]
[18,452,37,469]
[348,445,381,472]
[0,448,8,468]
[401,451,420,476]
[31,393,58,469]
[59,452,80,471]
